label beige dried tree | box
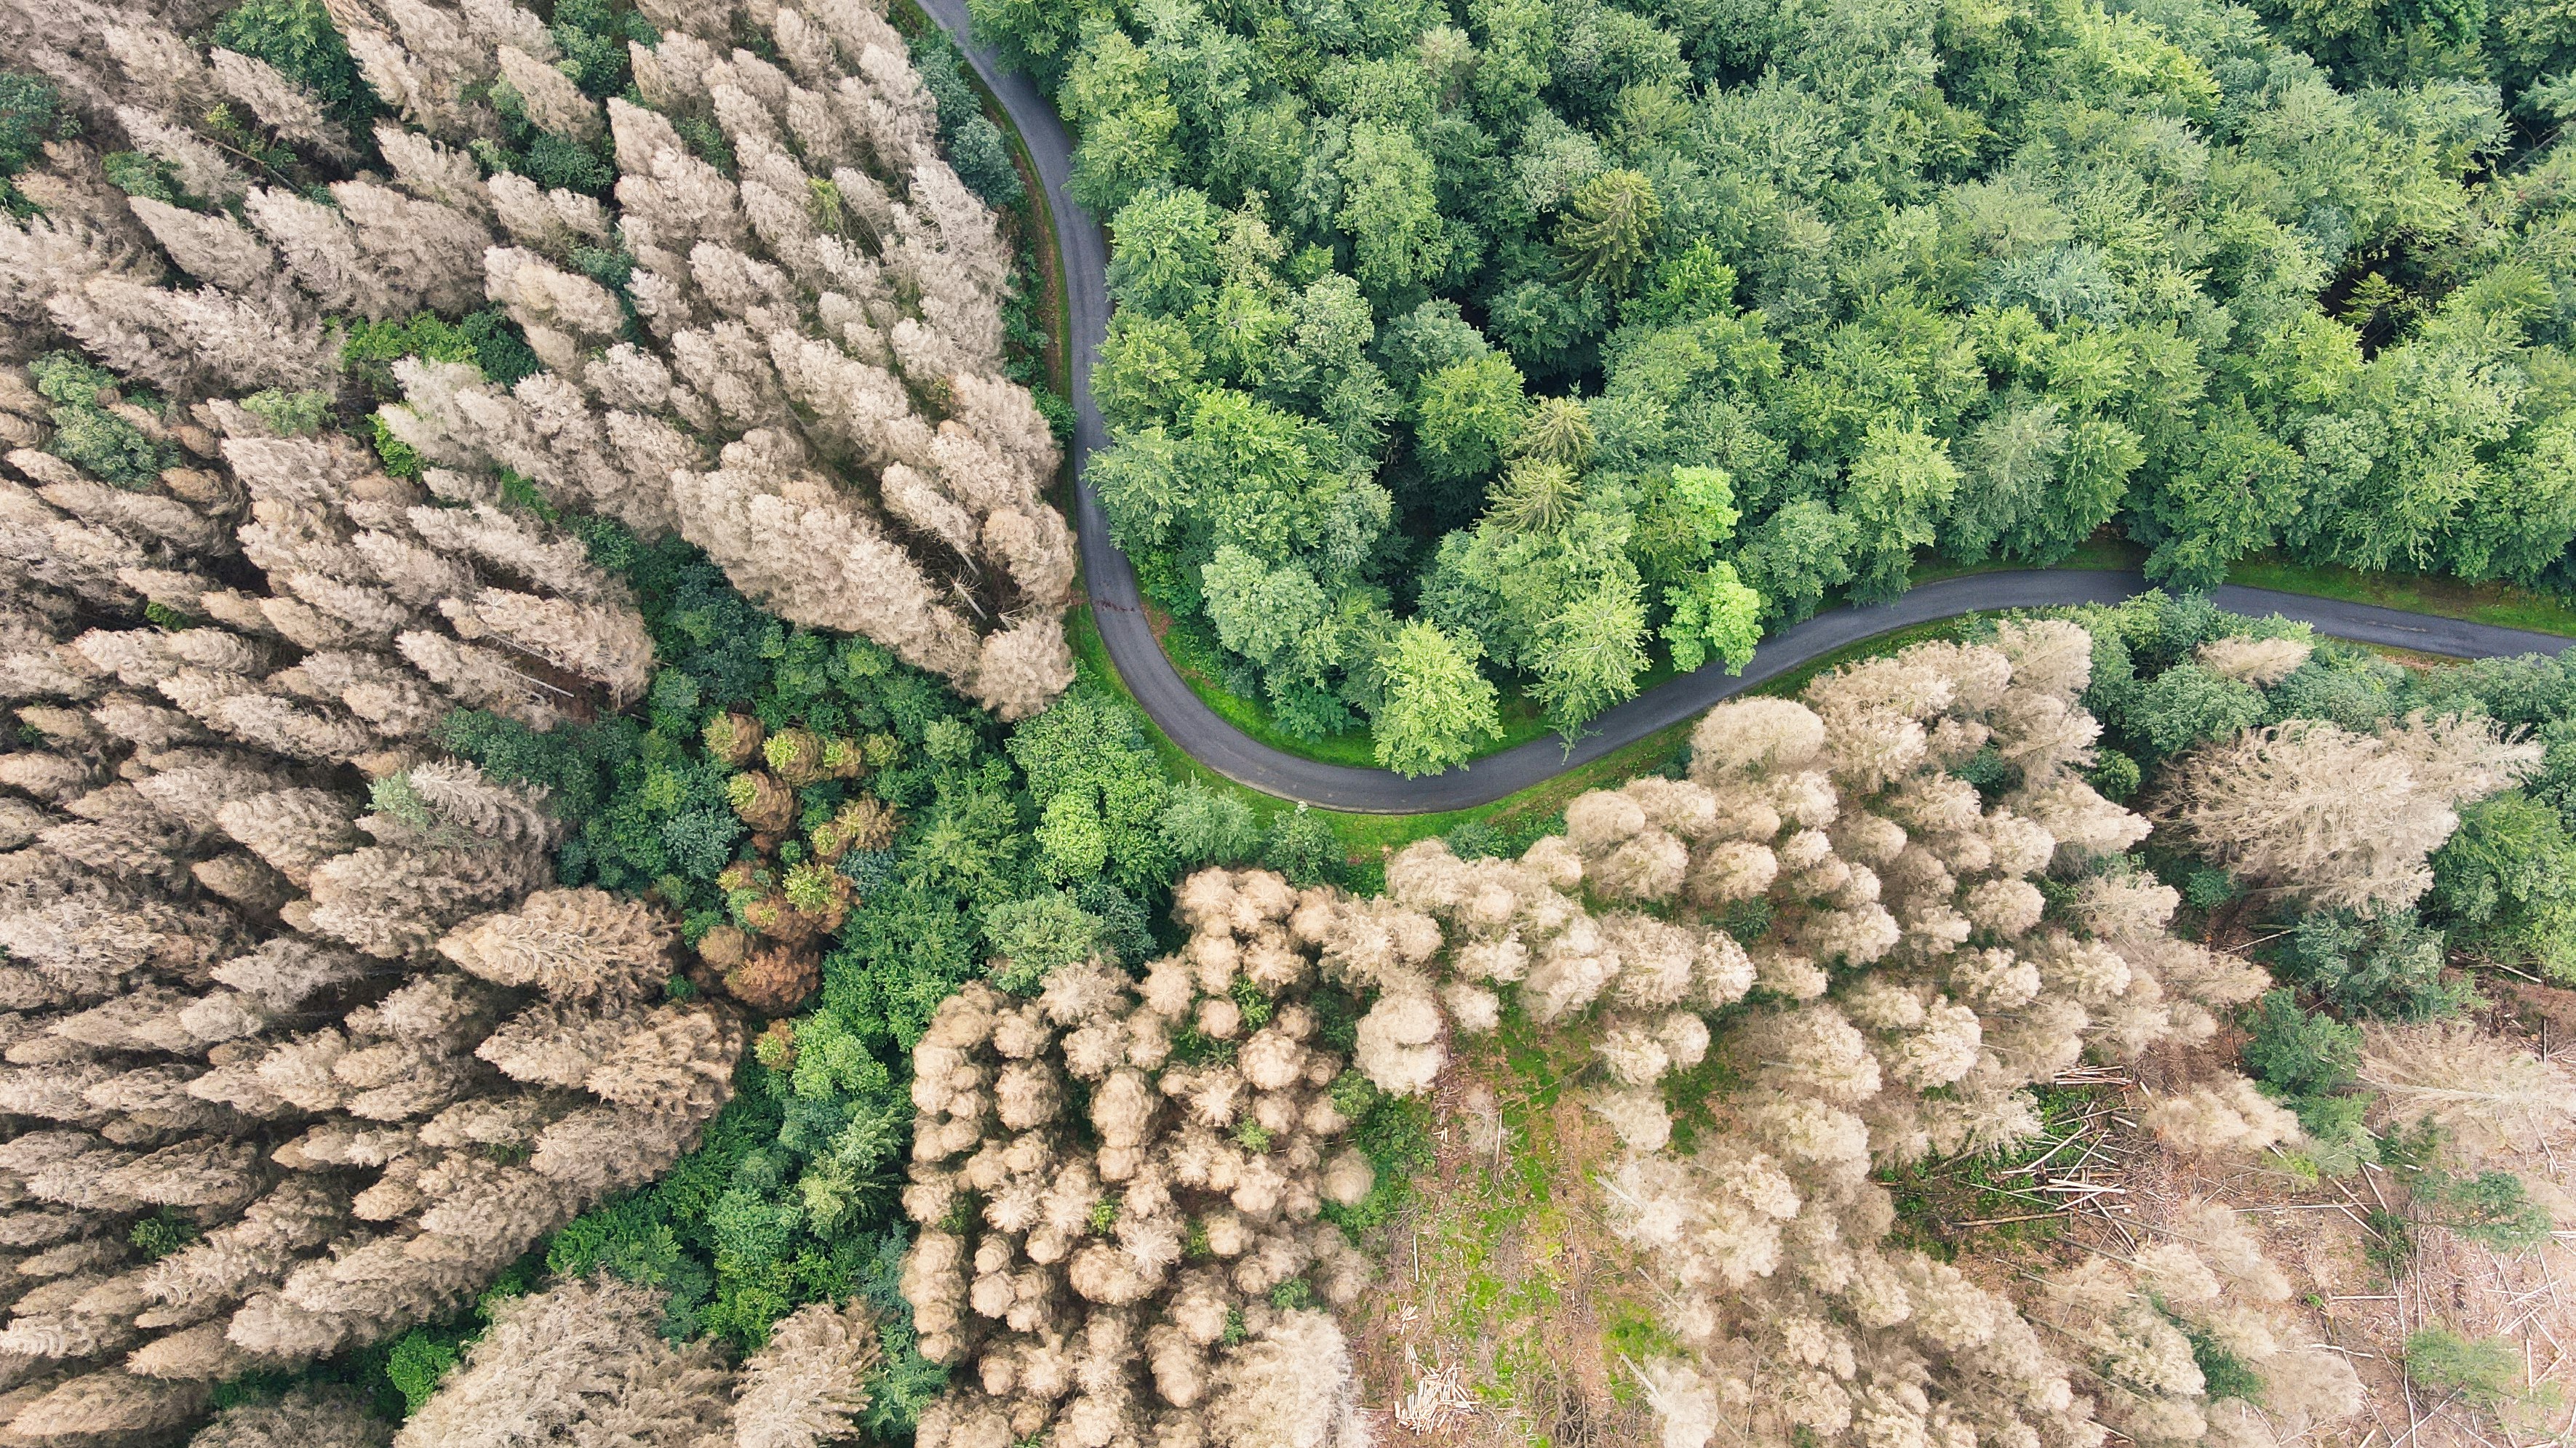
[2165,713,2536,913]
[0,357,743,1447]
[899,875,1387,1448]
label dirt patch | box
[1344,1025,1660,1447]
[1992,1031,2576,1448]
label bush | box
[1261,804,1344,886]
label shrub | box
[1262,804,1345,886]
[1161,781,1264,865]
[2404,1327,2522,1409]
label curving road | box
[917,0,2576,813]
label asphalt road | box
[916,1,2576,813]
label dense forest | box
[4,0,2576,1440]
[962,0,2576,765]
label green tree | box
[1415,351,1530,484]
[1467,0,1556,124]
[1373,620,1503,776]
[1092,386,1392,628]
[2430,791,2576,981]
[1200,545,1354,703]
[1096,313,1207,431]
[2304,335,2521,575]
[2241,988,2361,1097]
[212,0,379,130]
[1555,169,1661,292]
[2404,1327,2523,1409]
[1736,500,1857,623]
[2136,403,2304,591]
[912,29,1026,207]
[1513,396,1597,470]
[1338,123,1453,300]
[2127,663,2267,756]
[983,889,1111,992]
[1662,562,1763,674]
[1261,804,1344,885]
[967,0,1085,84]
[28,353,172,489]
[1531,572,1648,735]
[2416,1170,2554,1253]
[1486,458,1582,532]
[1841,420,1961,599]
[1062,24,1181,212]
[1374,300,1491,396]
[0,72,60,179]
[1627,238,1737,326]
[1664,465,1742,549]
[1007,689,1175,891]
[2282,909,2476,1020]
[1106,185,1223,316]
[1945,395,2069,561]
[2453,416,2576,587]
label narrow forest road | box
[917,0,2576,812]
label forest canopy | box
[979,0,2576,753]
